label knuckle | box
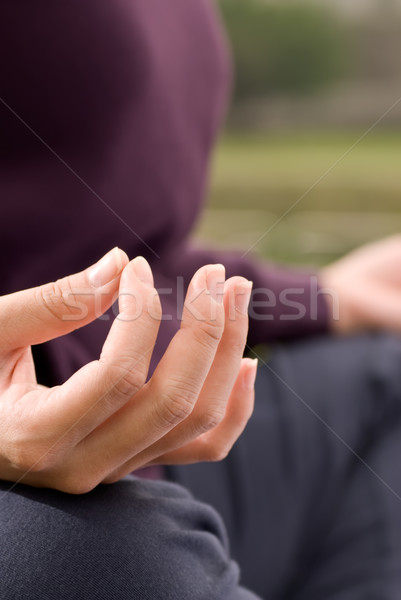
[192,320,224,348]
[8,444,56,474]
[196,407,226,433]
[37,277,80,320]
[36,281,63,319]
[155,382,197,427]
[106,360,146,399]
[54,449,105,494]
[226,337,247,357]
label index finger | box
[41,257,162,442]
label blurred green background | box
[194,0,401,267]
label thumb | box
[0,247,128,352]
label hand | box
[320,235,401,335]
[0,249,256,493]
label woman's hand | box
[321,235,401,335]
[0,249,256,493]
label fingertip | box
[206,265,225,304]
[119,256,155,292]
[191,264,226,300]
[224,277,253,321]
[88,247,128,289]
[132,256,154,288]
[241,358,258,391]
[223,275,249,291]
[116,257,161,319]
[118,248,130,271]
[184,265,226,326]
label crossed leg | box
[2,333,401,599]
[170,333,401,599]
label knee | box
[0,478,243,600]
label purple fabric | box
[0,0,328,386]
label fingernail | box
[235,281,253,315]
[243,358,258,390]
[206,265,225,303]
[133,256,154,287]
[88,247,124,288]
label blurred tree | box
[219,0,349,100]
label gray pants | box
[2,334,401,599]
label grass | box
[194,132,401,266]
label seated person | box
[1,252,401,599]
[2,1,401,597]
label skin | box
[2,234,401,494]
[321,235,401,335]
[0,248,256,494]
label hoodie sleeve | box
[160,242,330,346]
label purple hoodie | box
[0,0,328,385]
